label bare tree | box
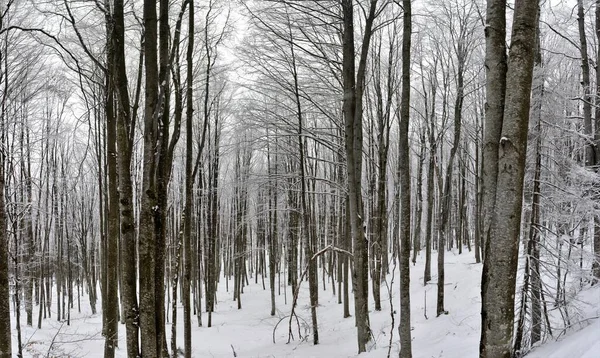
[341,0,380,351]
[398,1,413,356]
[480,0,540,357]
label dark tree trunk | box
[112,0,141,350]
[437,39,465,316]
[139,0,160,354]
[0,105,11,358]
[182,1,195,355]
[103,37,119,356]
[341,0,378,351]
[398,2,413,357]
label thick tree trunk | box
[139,0,160,354]
[481,0,507,262]
[480,1,539,357]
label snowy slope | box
[11,250,600,357]
[526,319,600,358]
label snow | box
[11,251,600,357]
[527,286,600,358]
[527,319,600,358]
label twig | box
[385,256,397,358]
[46,321,65,358]
[286,245,353,344]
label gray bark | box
[341,0,379,352]
[480,0,539,357]
[481,0,507,262]
[139,0,160,354]
[112,0,141,351]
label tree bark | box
[112,0,141,353]
[341,0,378,352]
[103,41,119,357]
[578,0,594,167]
[481,0,507,262]
[593,0,600,285]
[182,1,194,355]
[398,1,413,357]
[0,110,11,358]
[139,0,160,354]
[480,0,539,357]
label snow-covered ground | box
[12,250,600,357]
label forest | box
[0,0,599,357]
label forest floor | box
[12,249,600,357]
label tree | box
[480,0,507,264]
[104,5,120,355]
[139,0,161,354]
[341,0,380,352]
[593,0,600,285]
[0,66,11,358]
[110,0,141,354]
[480,0,540,357]
[398,1,413,357]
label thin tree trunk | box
[182,1,195,355]
[413,134,425,264]
[0,76,11,357]
[592,0,600,284]
[103,48,119,357]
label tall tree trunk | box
[578,0,594,167]
[104,43,119,357]
[529,14,544,347]
[287,23,319,343]
[413,134,425,264]
[437,40,465,316]
[268,131,277,317]
[474,102,482,264]
[112,0,141,351]
[424,62,437,285]
[0,88,11,358]
[593,0,600,285]
[341,0,378,351]
[182,1,195,355]
[480,1,539,357]
[139,0,160,354]
[481,0,508,262]
[398,1,413,357]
